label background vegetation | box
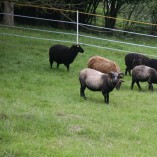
[1,0,157,34]
[0,25,157,156]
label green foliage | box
[0,26,157,157]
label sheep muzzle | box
[108,72,119,85]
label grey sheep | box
[79,68,124,104]
[125,53,149,76]
[49,44,84,71]
[87,55,124,90]
[131,65,157,91]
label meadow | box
[0,25,157,157]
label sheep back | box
[145,59,157,71]
[87,56,120,73]
[79,68,106,91]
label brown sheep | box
[87,56,124,90]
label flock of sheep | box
[49,44,157,104]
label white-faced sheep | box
[79,68,124,104]
[125,53,149,76]
[49,44,84,71]
[87,55,124,90]
[131,65,157,91]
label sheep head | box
[71,44,84,53]
[108,72,124,88]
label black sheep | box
[49,44,84,71]
[125,53,149,76]
[145,59,157,71]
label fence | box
[0,2,157,58]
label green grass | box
[1,25,157,157]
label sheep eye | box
[108,75,113,78]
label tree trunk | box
[3,1,14,26]
[103,0,122,29]
[150,10,157,35]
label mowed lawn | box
[1,26,157,157]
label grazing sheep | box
[87,55,124,90]
[79,68,124,104]
[145,59,157,71]
[49,44,84,71]
[125,53,149,76]
[131,65,157,91]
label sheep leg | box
[136,81,142,90]
[131,80,135,89]
[80,86,87,99]
[128,69,131,76]
[105,94,109,104]
[125,68,128,75]
[49,60,53,69]
[64,64,69,71]
[102,92,109,104]
[125,68,131,76]
[148,82,153,91]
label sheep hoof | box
[81,95,87,100]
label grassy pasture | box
[0,26,157,157]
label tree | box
[7,0,101,28]
[119,0,156,35]
[102,0,149,30]
[151,10,157,34]
[76,0,101,24]
[3,1,14,26]
[121,2,148,31]
[59,0,101,24]
[149,0,157,35]
[103,0,123,29]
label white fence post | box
[76,10,79,45]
